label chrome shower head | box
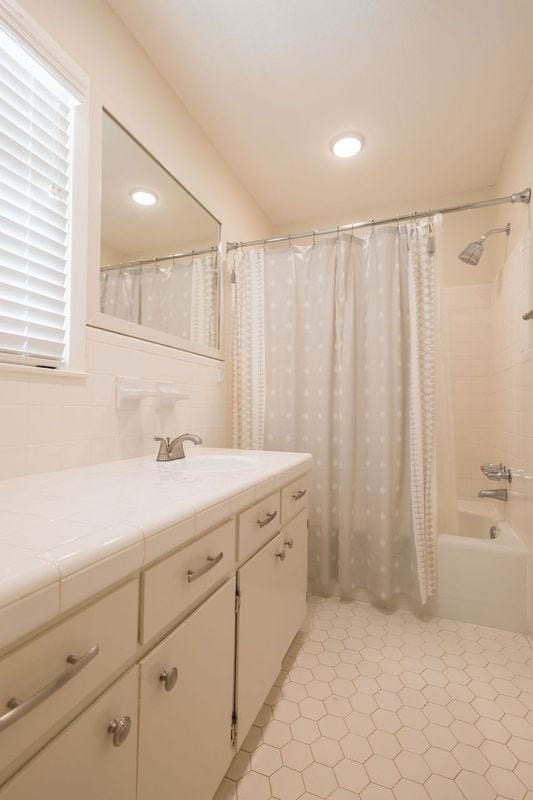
[458,223,511,265]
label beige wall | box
[0,0,272,479]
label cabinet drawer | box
[238,491,281,562]
[0,579,138,784]
[0,668,138,800]
[141,519,235,643]
[281,475,309,525]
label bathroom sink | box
[166,453,258,472]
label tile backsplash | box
[0,327,229,480]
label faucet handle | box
[153,436,171,461]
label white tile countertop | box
[0,447,312,653]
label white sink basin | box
[165,453,257,472]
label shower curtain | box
[232,222,441,604]
[100,251,218,348]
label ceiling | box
[100,112,219,262]
[108,0,533,227]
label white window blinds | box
[0,25,78,367]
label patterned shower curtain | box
[100,251,218,348]
[232,223,437,604]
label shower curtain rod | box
[226,188,531,251]
[101,245,218,272]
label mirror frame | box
[87,106,225,361]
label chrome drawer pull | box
[257,510,278,528]
[159,667,178,692]
[292,489,307,500]
[0,642,100,733]
[108,715,132,747]
[285,537,294,549]
[187,551,223,583]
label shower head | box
[458,223,511,265]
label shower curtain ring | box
[313,230,316,246]
[371,218,375,235]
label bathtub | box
[437,500,527,632]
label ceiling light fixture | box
[330,132,365,159]
[130,189,158,206]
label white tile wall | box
[444,239,533,630]
[0,327,229,480]
[444,284,494,501]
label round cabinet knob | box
[285,537,294,549]
[108,716,132,747]
[275,550,286,561]
[159,667,178,692]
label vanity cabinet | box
[0,466,310,800]
[235,509,308,747]
[0,668,138,800]
[137,578,236,800]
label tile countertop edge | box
[0,448,313,653]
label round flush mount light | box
[130,189,158,206]
[330,132,365,159]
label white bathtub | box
[437,500,527,632]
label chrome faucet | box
[478,489,508,502]
[480,463,512,483]
[153,433,203,461]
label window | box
[0,22,80,367]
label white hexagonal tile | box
[291,717,321,744]
[262,720,292,747]
[270,766,305,800]
[318,714,349,740]
[516,761,533,791]
[396,727,430,754]
[251,744,283,776]
[365,754,401,788]
[480,739,517,770]
[372,709,402,734]
[273,700,301,724]
[508,737,533,764]
[282,682,308,703]
[368,730,401,758]
[281,740,313,771]
[236,770,271,800]
[354,676,380,695]
[423,724,456,752]
[476,717,510,743]
[345,710,375,737]
[424,774,464,800]
[340,732,372,762]
[449,720,482,747]
[324,695,352,718]
[334,758,370,793]
[300,697,327,721]
[453,743,489,775]
[423,747,460,779]
[394,751,430,783]
[361,784,395,800]
[302,763,337,797]
[309,676,335,695]
[455,769,496,800]
[485,765,526,800]
[311,736,343,767]
[393,777,430,799]
[398,707,427,731]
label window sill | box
[0,362,89,380]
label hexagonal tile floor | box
[214,595,533,800]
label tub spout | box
[478,489,508,502]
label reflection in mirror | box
[99,112,221,351]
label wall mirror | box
[96,111,222,357]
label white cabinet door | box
[138,578,236,800]
[236,511,308,748]
[277,510,308,657]
[0,668,138,800]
